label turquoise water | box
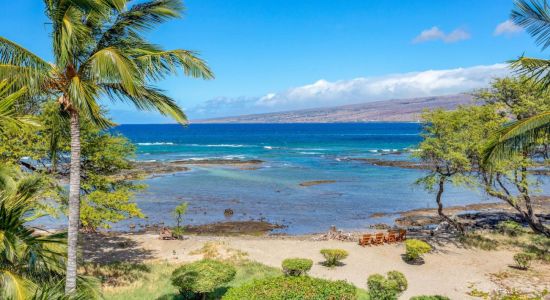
[96,123,514,234]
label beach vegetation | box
[171,259,236,299]
[172,201,188,239]
[0,168,100,299]
[477,0,550,237]
[96,260,281,300]
[474,77,550,237]
[320,248,349,267]
[404,239,431,262]
[0,0,213,292]
[80,262,151,287]
[281,258,313,276]
[409,296,450,300]
[366,271,408,300]
[459,233,499,250]
[497,221,527,237]
[416,105,505,232]
[0,102,146,232]
[222,275,357,300]
[513,252,536,270]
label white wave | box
[204,144,248,148]
[293,148,327,151]
[264,146,274,150]
[298,152,321,155]
[368,150,378,153]
[136,142,174,146]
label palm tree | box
[510,0,550,86]
[482,0,550,163]
[0,0,213,293]
[0,169,101,299]
[0,171,66,300]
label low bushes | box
[404,239,431,262]
[171,259,236,298]
[513,252,536,270]
[282,258,313,276]
[497,220,526,236]
[410,296,450,300]
[222,276,357,300]
[367,270,408,300]
[320,249,349,267]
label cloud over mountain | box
[190,64,510,118]
[412,26,471,43]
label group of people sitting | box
[358,229,406,246]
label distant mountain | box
[192,94,474,123]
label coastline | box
[100,156,550,235]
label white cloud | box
[494,20,523,36]
[190,64,510,118]
[413,26,470,43]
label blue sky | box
[0,0,540,123]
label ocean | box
[99,123,508,234]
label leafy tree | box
[0,0,213,293]
[0,102,147,232]
[173,202,188,229]
[416,105,505,232]
[475,78,550,236]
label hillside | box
[192,94,474,123]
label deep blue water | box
[84,122,517,234]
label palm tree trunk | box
[65,110,81,294]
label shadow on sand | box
[80,232,155,264]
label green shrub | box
[222,276,357,300]
[281,258,313,276]
[410,296,450,300]
[320,249,349,267]
[405,239,431,262]
[497,220,525,236]
[367,271,408,300]
[171,259,236,298]
[513,252,536,270]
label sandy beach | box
[82,231,550,299]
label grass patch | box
[101,260,282,300]
[459,232,499,250]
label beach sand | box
[82,233,550,299]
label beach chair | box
[359,234,373,246]
[159,227,173,240]
[397,229,407,242]
[385,231,397,243]
[372,232,385,245]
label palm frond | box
[0,270,36,300]
[96,0,183,48]
[0,37,50,70]
[102,83,187,124]
[0,170,68,300]
[509,56,550,88]
[67,76,114,129]
[0,80,38,131]
[483,111,550,164]
[135,49,214,80]
[512,0,550,50]
[85,47,140,95]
